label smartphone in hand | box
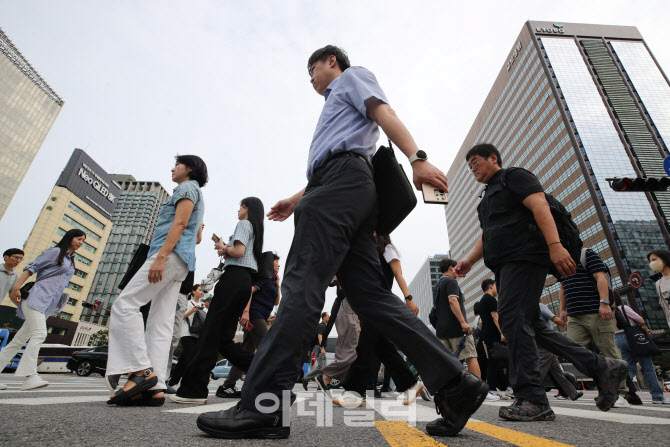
[211,233,220,243]
[421,183,448,204]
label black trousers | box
[483,339,508,392]
[168,335,197,386]
[177,266,255,398]
[495,261,607,405]
[240,155,463,411]
[341,322,416,395]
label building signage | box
[536,23,565,34]
[56,149,121,218]
[506,42,523,71]
[78,164,116,203]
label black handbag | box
[20,269,70,300]
[488,341,509,361]
[372,141,417,235]
[118,243,150,290]
[251,251,276,285]
[619,305,661,357]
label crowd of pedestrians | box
[2,44,670,441]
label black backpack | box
[188,301,206,336]
[501,168,583,279]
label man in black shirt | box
[312,312,329,371]
[434,259,480,378]
[478,278,509,400]
[455,143,627,422]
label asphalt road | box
[1,373,669,447]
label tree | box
[88,329,109,347]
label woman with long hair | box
[0,229,85,390]
[171,197,265,404]
[106,155,206,407]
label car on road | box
[210,359,232,380]
[66,346,108,376]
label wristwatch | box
[599,299,610,305]
[405,295,413,301]
[408,150,427,164]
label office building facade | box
[408,254,451,327]
[445,21,670,331]
[1,149,120,325]
[0,27,64,220]
[81,180,170,326]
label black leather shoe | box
[594,358,628,411]
[426,371,489,437]
[197,402,290,439]
[571,391,584,401]
[625,392,643,406]
[499,399,556,421]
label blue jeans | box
[614,333,664,401]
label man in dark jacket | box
[455,143,627,422]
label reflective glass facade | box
[408,255,450,327]
[0,27,63,220]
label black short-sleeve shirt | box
[315,321,328,348]
[560,248,608,316]
[435,276,467,339]
[503,168,545,200]
[478,293,501,343]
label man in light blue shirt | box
[197,45,487,440]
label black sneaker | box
[625,392,643,406]
[315,375,331,399]
[216,385,242,398]
[499,399,556,421]
[197,402,289,439]
[301,378,309,391]
[105,374,121,392]
[571,391,584,401]
[594,358,628,412]
[425,371,489,437]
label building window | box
[61,215,101,242]
[67,202,105,230]
[67,282,83,292]
[54,312,73,321]
[74,269,88,279]
[67,297,78,306]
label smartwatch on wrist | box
[405,295,413,301]
[408,150,427,164]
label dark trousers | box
[495,261,607,405]
[483,339,508,392]
[224,318,269,387]
[240,155,463,411]
[168,335,197,386]
[177,266,255,398]
[538,346,579,399]
[341,322,416,395]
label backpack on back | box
[188,301,206,336]
[501,168,583,279]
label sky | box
[1,0,669,315]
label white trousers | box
[107,252,188,390]
[0,301,47,377]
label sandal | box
[107,368,158,405]
[115,389,165,407]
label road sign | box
[630,272,642,288]
[92,300,101,311]
[664,156,670,177]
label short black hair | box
[308,45,351,73]
[647,249,670,266]
[175,154,208,187]
[321,312,329,320]
[272,252,280,261]
[473,301,482,316]
[439,258,457,273]
[465,143,503,167]
[3,248,24,258]
[481,278,496,292]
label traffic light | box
[609,177,670,192]
[82,301,93,309]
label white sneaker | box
[20,375,49,391]
[167,394,207,405]
[652,398,670,404]
[403,382,424,406]
[505,387,515,399]
[332,391,364,408]
[613,395,630,408]
[486,391,501,401]
[0,383,7,390]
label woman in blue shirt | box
[1,229,85,391]
[170,197,265,404]
[106,155,206,407]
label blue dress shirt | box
[18,247,75,319]
[306,66,389,179]
[148,180,204,271]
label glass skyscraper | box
[444,21,670,331]
[408,254,450,327]
[81,180,170,326]
[0,27,64,220]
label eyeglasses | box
[467,158,483,171]
[10,255,23,261]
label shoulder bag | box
[20,269,70,300]
[372,140,417,235]
[620,305,661,357]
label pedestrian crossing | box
[2,375,670,447]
